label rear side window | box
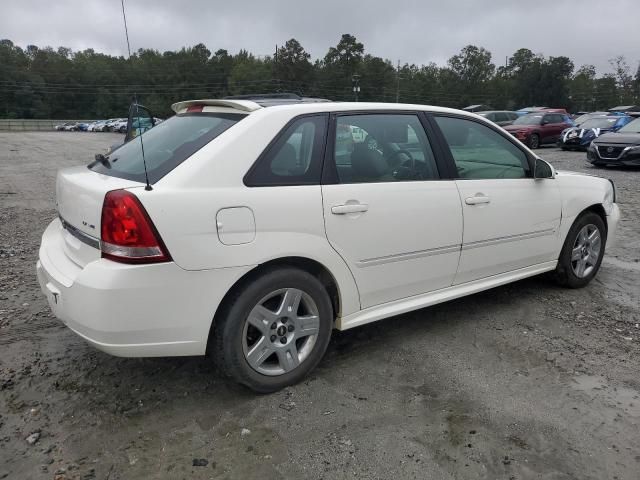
[244,115,328,186]
[89,113,245,183]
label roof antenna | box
[121,0,152,191]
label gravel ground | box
[1,131,639,480]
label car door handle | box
[465,194,491,205]
[331,203,369,215]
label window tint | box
[89,113,245,183]
[244,115,327,186]
[434,116,530,179]
[333,114,439,184]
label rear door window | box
[331,114,439,184]
[89,113,245,183]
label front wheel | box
[554,212,606,288]
[214,267,333,393]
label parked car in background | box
[114,119,129,133]
[573,112,610,126]
[37,97,619,392]
[504,112,574,148]
[477,111,519,126]
[516,107,569,117]
[105,118,125,131]
[63,123,79,131]
[608,105,640,114]
[558,116,633,150]
[588,117,640,166]
[54,122,76,131]
[516,106,548,116]
[462,104,492,112]
[91,121,107,132]
[76,123,90,132]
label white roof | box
[171,99,474,119]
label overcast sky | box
[2,0,639,75]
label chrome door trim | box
[356,244,461,268]
[461,228,556,251]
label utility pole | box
[352,74,361,102]
[396,60,400,103]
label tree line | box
[1,35,639,119]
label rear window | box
[89,113,245,183]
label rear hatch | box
[57,104,250,268]
[56,167,143,268]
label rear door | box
[322,112,462,309]
[431,114,561,284]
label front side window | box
[332,114,439,184]
[244,115,327,186]
[434,116,530,179]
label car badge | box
[607,147,614,153]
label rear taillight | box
[100,190,171,264]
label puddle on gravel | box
[571,375,640,417]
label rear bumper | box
[37,219,252,357]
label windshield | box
[618,118,640,134]
[513,114,543,125]
[89,113,245,183]
[581,118,618,129]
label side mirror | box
[534,158,554,179]
[125,103,155,143]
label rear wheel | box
[214,267,333,393]
[554,212,606,288]
[528,133,540,149]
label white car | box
[37,98,619,392]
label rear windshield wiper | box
[88,153,113,169]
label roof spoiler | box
[171,99,262,114]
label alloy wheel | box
[570,224,602,278]
[242,288,320,376]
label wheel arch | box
[206,256,344,354]
[582,203,608,233]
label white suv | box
[37,98,619,392]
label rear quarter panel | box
[136,108,361,317]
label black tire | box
[213,267,333,393]
[528,133,540,149]
[554,212,606,288]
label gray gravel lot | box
[1,131,639,480]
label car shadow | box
[59,273,560,403]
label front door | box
[432,115,562,284]
[322,113,463,309]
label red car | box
[504,112,574,149]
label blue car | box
[557,115,633,150]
